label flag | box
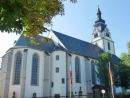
[109,62,115,98]
[109,62,113,85]
[69,65,72,98]
[69,65,72,85]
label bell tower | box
[91,7,115,54]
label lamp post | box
[101,89,105,98]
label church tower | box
[91,7,115,54]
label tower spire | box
[92,7,115,54]
[97,6,102,20]
[95,6,105,24]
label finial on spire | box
[98,4,99,9]
[97,0,100,8]
[97,6,102,20]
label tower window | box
[106,33,110,37]
[56,67,59,73]
[56,55,59,60]
[51,82,53,87]
[13,51,22,85]
[62,78,65,84]
[108,42,111,50]
[94,33,98,38]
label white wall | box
[43,52,51,97]
[8,48,24,98]
[51,51,91,96]
[92,39,104,49]
[0,70,2,98]
[7,47,45,98]
[1,47,99,98]
[104,39,115,54]
[85,58,92,93]
[1,51,13,98]
[71,54,87,95]
[24,48,45,97]
[51,51,67,96]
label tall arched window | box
[75,57,81,83]
[108,42,111,50]
[14,51,22,84]
[91,60,96,84]
[31,54,39,85]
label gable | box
[48,31,66,49]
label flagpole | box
[70,84,71,98]
[109,62,114,98]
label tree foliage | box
[97,43,130,93]
[97,52,121,87]
[118,63,130,89]
[0,0,77,36]
[121,42,130,66]
[97,52,112,87]
[119,41,130,91]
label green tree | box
[0,0,77,36]
[118,63,130,93]
[121,42,130,66]
[120,42,130,93]
[97,52,112,97]
[97,52,121,96]
[97,52,112,87]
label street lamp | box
[101,89,105,98]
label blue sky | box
[0,0,130,62]
[52,0,130,56]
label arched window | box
[14,51,22,84]
[75,57,81,83]
[108,42,111,50]
[31,54,39,85]
[91,60,96,84]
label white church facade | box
[0,8,120,98]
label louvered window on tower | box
[108,42,111,50]
[106,33,110,37]
[94,33,98,38]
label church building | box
[0,8,120,98]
